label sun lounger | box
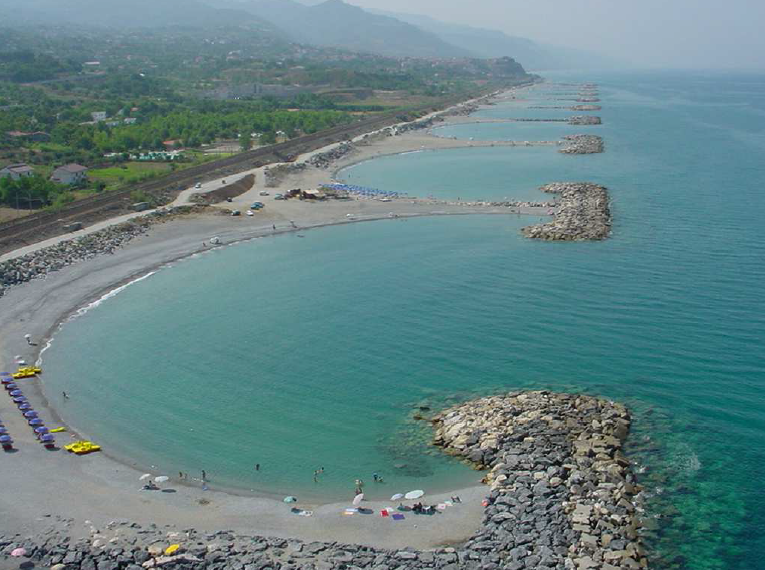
[391,513,405,521]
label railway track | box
[0,91,484,255]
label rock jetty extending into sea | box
[0,206,206,299]
[2,391,645,570]
[571,105,602,112]
[560,135,605,155]
[569,116,602,126]
[432,391,646,570]
[522,183,611,241]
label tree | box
[239,132,252,152]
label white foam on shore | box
[37,270,157,365]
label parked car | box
[231,210,240,216]
[251,202,265,210]
[274,194,285,200]
[259,190,269,196]
[194,183,202,189]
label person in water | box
[62,391,69,399]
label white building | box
[51,164,88,185]
[0,163,35,180]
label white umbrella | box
[283,496,297,503]
[352,493,364,507]
[404,490,424,500]
[139,474,152,481]
[390,493,405,501]
[154,476,169,484]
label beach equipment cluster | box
[522,182,611,241]
[1,369,55,450]
[325,183,404,199]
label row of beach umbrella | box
[1,372,55,448]
[326,183,404,199]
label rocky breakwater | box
[568,116,602,126]
[0,206,206,299]
[559,135,604,155]
[571,105,602,112]
[307,142,356,169]
[522,183,611,241]
[432,391,646,570]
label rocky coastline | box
[0,206,207,299]
[522,183,611,241]
[2,391,645,570]
[559,135,604,155]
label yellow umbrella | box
[164,544,181,555]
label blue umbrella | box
[9,390,22,397]
[40,434,55,443]
[23,411,38,419]
[12,396,27,403]
[28,418,43,426]
[0,435,12,444]
[18,403,32,410]
[4,383,17,391]
[34,427,49,434]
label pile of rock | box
[568,116,602,126]
[571,105,602,112]
[432,391,646,570]
[0,206,204,299]
[263,163,306,187]
[1,391,645,570]
[522,183,611,241]
[577,98,601,103]
[307,142,356,169]
[559,135,605,155]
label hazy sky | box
[347,0,765,69]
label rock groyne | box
[433,391,646,570]
[2,391,645,570]
[569,116,602,126]
[559,135,605,155]
[522,183,611,241]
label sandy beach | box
[0,84,553,550]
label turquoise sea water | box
[431,121,585,141]
[42,71,765,569]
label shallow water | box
[43,71,765,569]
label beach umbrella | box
[139,474,152,481]
[283,496,297,503]
[352,493,364,507]
[390,493,405,501]
[28,418,43,426]
[0,435,12,444]
[10,548,26,557]
[18,403,32,411]
[40,434,55,443]
[23,411,38,419]
[9,390,22,397]
[154,476,169,484]
[4,383,17,390]
[404,490,425,500]
[34,427,49,435]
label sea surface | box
[43,71,765,569]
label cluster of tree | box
[0,174,70,209]
[0,50,81,83]
[50,108,351,154]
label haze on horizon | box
[344,0,765,70]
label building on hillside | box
[91,111,107,122]
[0,163,35,180]
[51,164,88,186]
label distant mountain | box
[0,0,279,31]
[214,0,472,58]
[369,9,618,70]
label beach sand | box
[0,84,548,550]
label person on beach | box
[272,224,276,231]
[24,334,32,345]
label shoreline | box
[0,80,620,555]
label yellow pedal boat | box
[64,441,101,455]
